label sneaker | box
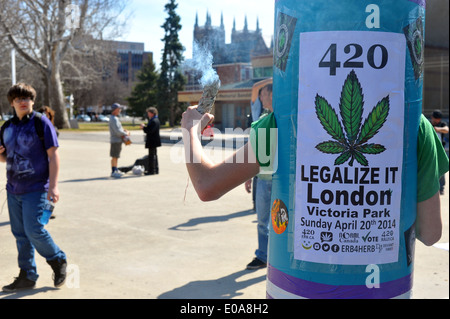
[2,270,36,292]
[111,171,123,178]
[47,259,67,288]
[246,257,267,270]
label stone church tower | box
[193,12,270,64]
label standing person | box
[430,109,449,195]
[246,79,273,210]
[141,107,161,175]
[109,103,130,178]
[37,105,55,123]
[37,106,59,137]
[244,83,273,270]
[37,106,59,220]
[0,83,67,292]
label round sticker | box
[271,199,289,234]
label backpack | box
[1,112,45,152]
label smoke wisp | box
[188,42,220,87]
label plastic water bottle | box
[40,198,55,225]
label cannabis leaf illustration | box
[315,70,389,166]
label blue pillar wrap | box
[268,0,425,299]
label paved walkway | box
[0,130,447,299]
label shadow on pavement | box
[157,269,266,299]
[59,175,142,184]
[0,221,10,228]
[169,209,255,231]
[0,286,58,299]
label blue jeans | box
[7,191,66,281]
[254,178,272,263]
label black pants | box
[147,147,159,175]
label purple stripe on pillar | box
[268,264,412,299]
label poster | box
[295,31,406,265]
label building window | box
[253,67,273,78]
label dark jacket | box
[143,116,161,148]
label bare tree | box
[0,37,13,114]
[0,0,128,128]
[0,39,45,115]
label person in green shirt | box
[244,83,274,270]
[181,107,448,246]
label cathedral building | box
[193,12,270,64]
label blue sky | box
[118,0,275,67]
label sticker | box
[404,223,416,266]
[403,17,424,80]
[271,199,289,234]
[295,31,406,265]
[274,12,297,72]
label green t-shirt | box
[250,113,449,202]
[417,114,449,201]
[249,113,277,179]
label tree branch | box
[0,20,47,73]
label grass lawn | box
[0,119,172,132]
[59,122,144,132]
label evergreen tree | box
[157,0,186,127]
[127,56,159,118]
